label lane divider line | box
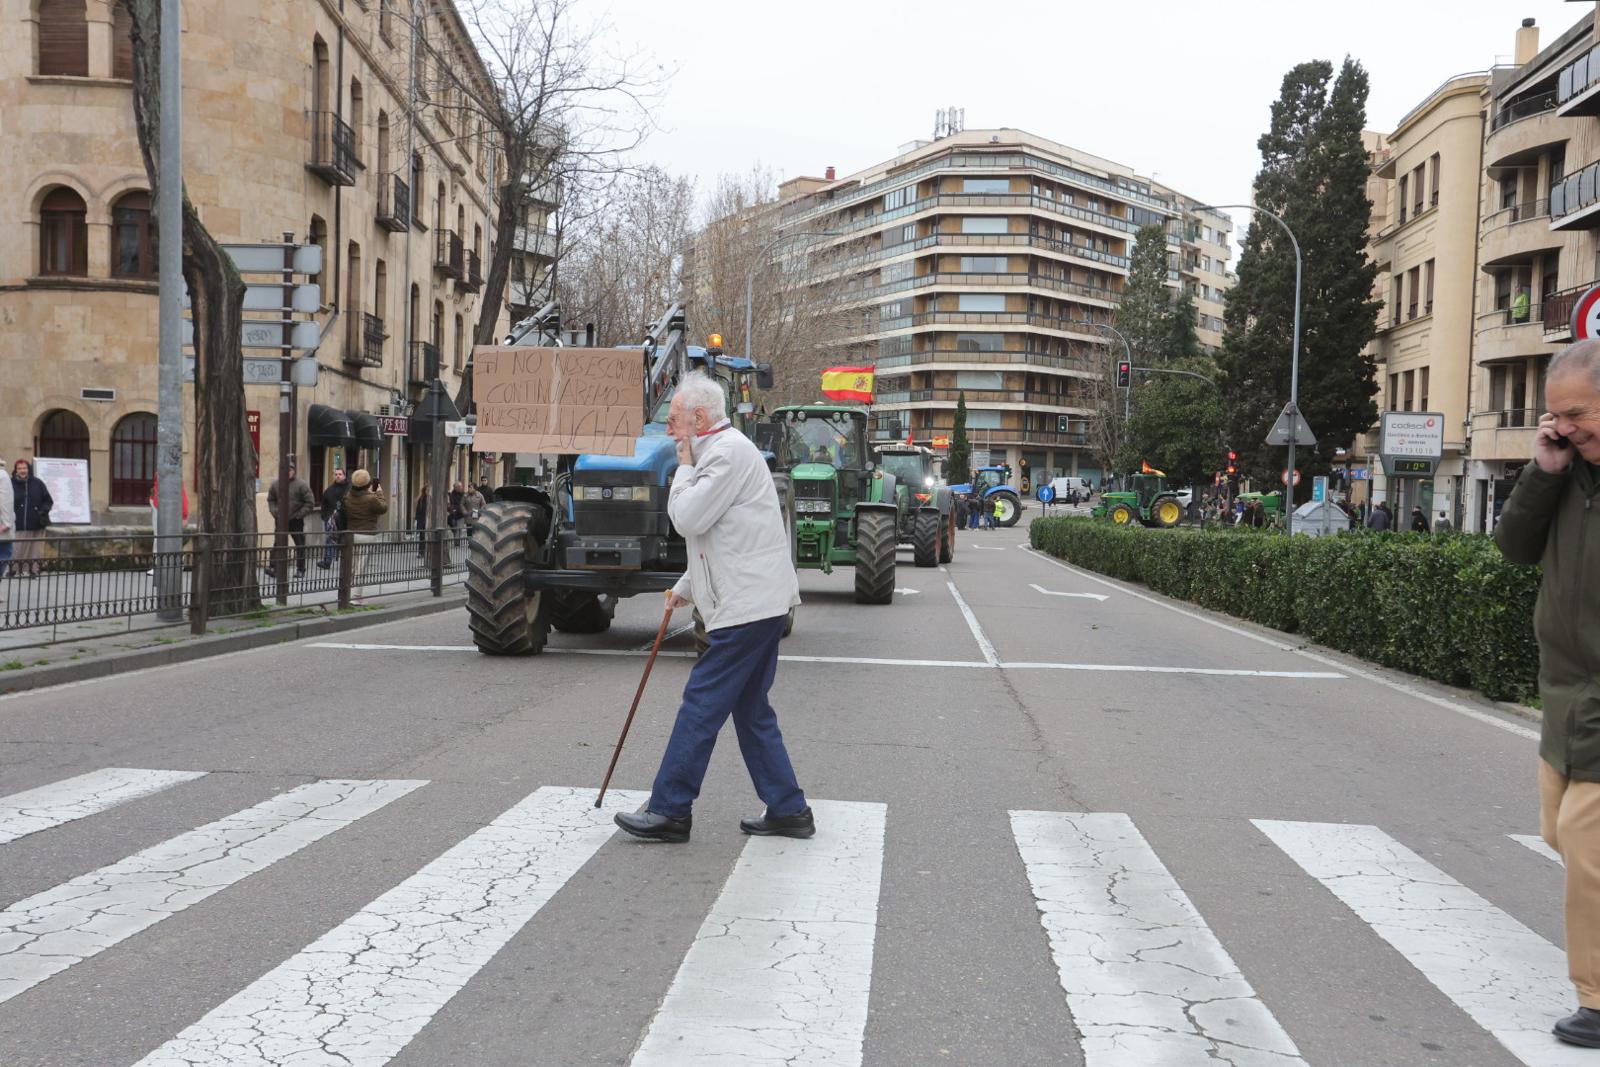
[943,583,1000,667]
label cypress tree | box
[948,392,971,486]
[1117,224,1174,365]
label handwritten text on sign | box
[472,346,644,456]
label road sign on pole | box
[1265,402,1317,447]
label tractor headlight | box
[924,476,935,487]
[579,485,643,501]
[795,499,831,515]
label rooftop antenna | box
[934,106,965,140]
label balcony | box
[1550,162,1600,230]
[1486,91,1566,174]
[937,232,1130,271]
[824,192,1143,240]
[1558,45,1600,117]
[909,424,1093,449]
[1542,279,1600,339]
[513,226,557,259]
[837,271,1122,310]
[346,312,384,368]
[379,2,399,46]
[434,230,463,278]
[409,340,440,385]
[307,112,357,186]
[460,250,484,293]
[1475,303,1561,366]
[876,349,1096,375]
[376,173,410,232]
[1470,409,1541,462]
[906,311,1113,338]
[908,387,1091,408]
[1480,199,1559,268]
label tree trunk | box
[123,0,260,615]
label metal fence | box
[0,528,467,649]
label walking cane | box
[596,604,675,808]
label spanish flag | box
[1140,460,1167,477]
[821,365,875,403]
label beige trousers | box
[1541,758,1600,1008]
[11,530,44,573]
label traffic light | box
[1116,360,1131,389]
[1225,448,1238,477]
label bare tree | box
[121,0,259,613]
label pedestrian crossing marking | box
[0,777,422,1006]
[1255,820,1581,1067]
[1010,810,1305,1065]
[136,786,647,1067]
[1511,834,1565,867]
[0,768,206,845]
[631,799,887,1067]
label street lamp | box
[744,230,840,363]
[1194,203,1303,535]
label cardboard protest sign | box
[472,346,644,456]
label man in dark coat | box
[317,468,350,570]
[1366,501,1391,531]
[9,459,51,577]
[1409,506,1430,533]
[266,465,316,576]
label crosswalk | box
[0,766,1582,1066]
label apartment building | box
[0,0,555,523]
[1366,72,1490,525]
[774,129,1231,488]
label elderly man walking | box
[614,371,810,844]
[1495,339,1600,1048]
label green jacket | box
[343,488,389,533]
[1494,461,1600,779]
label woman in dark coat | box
[11,460,52,577]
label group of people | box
[954,490,1005,530]
[0,458,54,580]
[1351,500,1453,534]
[412,481,487,555]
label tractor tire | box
[995,493,1022,527]
[912,509,940,568]
[1152,497,1184,529]
[466,502,550,655]
[549,591,615,634]
[939,512,955,564]
[1108,502,1137,526]
[854,510,897,605]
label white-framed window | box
[960,216,1008,234]
[960,256,1008,273]
[956,370,1004,390]
[962,178,1009,194]
[958,293,1006,312]
[965,410,1002,429]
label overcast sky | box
[597,0,1590,227]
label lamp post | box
[744,230,840,362]
[1194,203,1303,535]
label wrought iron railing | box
[435,230,464,277]
[377,172,411,231]
[308,112,357,186]
[410,340,440,384]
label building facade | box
[0,0,555,526]
[774,130,1231,488]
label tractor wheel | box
[1108,502,1137,526]
[912,509,940,567]
[853,510,897,605]
[466,502,550,655]
[939,512,955,564]
[1152,497,1184,529]
[549,591,615,634]
[995,493,1022,527]
[692,610,709,656]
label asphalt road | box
[0,519,1570,1067]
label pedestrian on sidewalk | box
[1433,510,1453,534]
[147,476,189,576]
[1366,500,1391,531]
[343,469,388,599]
[318,468,349,570]
[266,465,315,577]
[0,456,13,589]
[968,493,981,530]
[462,482,485,526]
[614,371,810,845]
[10,459,51,577]
[414,484,429,559]
[1493,338,1600,1048]
[1409,505,1430,533]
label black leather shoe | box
[614,810,691,843]
[1556,1007,1600,1047]
[739,807,815,839]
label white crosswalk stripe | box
[1512,833,1566,866]
[631,799,887,1067]
[1256,820,1585,1067]
[0,778,422,1005]
[137,785,647,1067]
[0,767,206,845]
[1010,810,1305,1065]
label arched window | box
[112,191,155,278]
[36,409,89,461]
[110,412,158,506]
[349,78,364,161]
[37,0,88,76]
[112,2,133,79]
[410,152,424,224]
[453,314,464,370]
[39,187,87,275]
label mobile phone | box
[1553,433,1572,450]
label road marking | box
[1256,820,1577,1066]
[895,587,920,595]
[1028,583,1109,602]
[632,798,886,1067]
[0,778,423,1006]
[1511,833,1564,866]
[0,767,206,846]
[1019,546,1541,742]
[1011,810,1305,1065]
[137,786,646,1067]
[1001,662,1341,678]
[945,582,1000,667]
[966,545,1006,551]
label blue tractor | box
[465,304,779,655]
[948,465,1024,527]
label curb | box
[0,594,465,696]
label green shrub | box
[1028,518,1540,704]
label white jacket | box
[0,473,13,542]
[669,421,800,631]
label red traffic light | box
[1116,360,1131,388]
[1227,450,1238,461]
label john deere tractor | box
[873,444,956,567]
[1093,471,1185,528]
[767,404,900,604]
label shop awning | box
[349,411,383,450]
[307,404,355,449]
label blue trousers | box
[649,613,806,819]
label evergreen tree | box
[1216,58,1380,495]
[948,392,972,486]
[1121,290,1220,486]
[1117,224,1174,365]
[1166,288,1202,363]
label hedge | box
[1027,518,1542,704]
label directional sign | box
[1265,402,1317,447]
[182,283,320,313]
[183,356,289,383]
[182,318,319,351]
[445,421,475,441]
[221,243,325,275]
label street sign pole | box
[272,235,296,605]
[154,0,184,621]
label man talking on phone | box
[613,371,810,844]
[1495,339,1600,1047]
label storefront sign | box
[472,345,644,456]
[246,410,261,476]
[377,415,410,435]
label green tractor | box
[1093,471,1186,528]
[873,443,957,567]
[766,404,900,604]
[1235,491,1285,523]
